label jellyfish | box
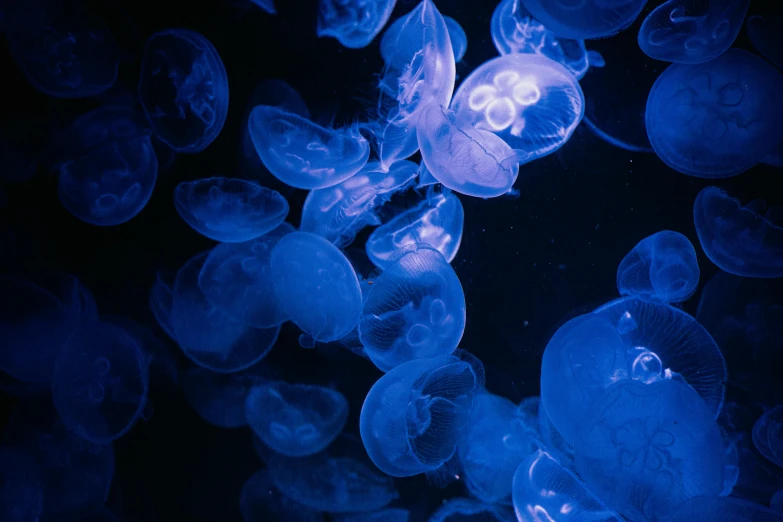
[638,0,749,64]
[360,354,479,477]
[148,270,176,341]
[512,450,622,522]
[245,381,348,457]
[333,508,410,522]
[359,245,466,371]
[300,160,418,248]
[317,0,396,49]
[250,0,277,15]
[520,0,648,40]
[3,0,119,98]
[181,366,272,428]
[138,29,229,153]
[450,53,584,164]
[444,16,467,63]
[0,446,42,522]
[773,491,783,514]
[174,177,289,243]
[646,49,783,178]
[574,379,725,521]
[248,105,370,189]
[428,498,516,522]
[747,15,783,71]
[693,187,783,278]
[239,469,323,522]
[616,230,700,304]
[753,406,783,469]
[666,495,783,522]
[537,399,575,469]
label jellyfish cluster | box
[1,0,783,521]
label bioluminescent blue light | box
[239,469,323,522]
[427,498,516,522]
[616,230,700,304]
[138,29,229,153]
[694,186,783,278]
[366,187,464,269]
[382,14,466,65]
[753,405,783,469]
[574,379,725,522]
[245,381,348,457]
[317,0,396,49]
[450,53,584,164]
[248,105,370,189]
[638,0,749,64]
[646,49,783,178]
[444,16,467,63]
[250,0,276,15]
[359,245,466,372]
[667,496,783,522]
[270,231,362,342]
[174,177,289,243]
[300,160,418,248]
[747,15,783,71]
[520,0,648,40]
[181,366,271,428]
[360,354,478,477]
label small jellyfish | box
[747,15,783,71]
[753,406,783,469]
[359,245,466,371]
[450,53,584,164]
[444,16,467,63]
[694,187,783,278]
[646,49,783,178]
[666,495,783,522]
[317,0,396,49]
[174,177,289,243]
[638,0,750,64]
[239,469,323,522]
[270,232,362,342]
[138,29,229,153]
[520,0,648,40]
[245,381,348,457]
[428,498,516,522]
[248,105,370,189]
[617,230,700,303]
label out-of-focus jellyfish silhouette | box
[457,392,537,503]
[250,0,277,15]
[537,399,575,469]
[149,270,177,341]
[317,0,396,49]
[754,406,783,469]
[646,49,783,178]
[693,187,783,278]
[366,187,463,269]
[270,232,363,342]
[520,0,648,40]
[4,0,119,98]
[245,381,348,457]
[574,379,725,521]
[138,29,229,153]
[248,105,370,189]
[512,450,622,522]
[666,496,783,522]
[444,16,467,63]
[747,15,783,71]
[333,508,410,522]
[450,54,584,164]
[772,490,783,513]
[638,0,749,64]
[616,230,700,303]
[427,498,516,521]
[240,469,323,522]
[360,354,479,477]
[301,160,418,248]
[0,446,43,522]
[174,177,289,242]
[181,366,271,428]
[359,245,466,371]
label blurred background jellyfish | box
[694,187,783,278]
[616,230,700,304]
[239,469,323,522]
[250,0,276,15]
[444,16,467,63]
[450,53,584,164]
[747,15,783,71]
[638,0,749,64]
[138,29,229,153]
[646,49,783,178]
[520,0,648,40]
[174,177,289,242]
[333,508,410,522]
[181,366,272,428]
[753,406,783,469]
[317,0,397,49]
[427,498,516,522]
[664,491,783,521]
[0,446,43,522]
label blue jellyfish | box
[444,16,467,63]
[245,381,348,457]
[181,366,272,428]
[520,0,648,40]
[428,498,516,522]
[248,105,370,189]
[250,0,277,15]
[638,0,749,64]
[694,187,783,278]
[4,0,119,98]
[174,177,289,243]
[148,270,176,341]
[0,446,42,522]
[380,13,465,70]
[417,103,520,198]
[617,230,700,304]
[512,450,622,522]
[747,15,783,71]
[138,29,229,153]
[754,406,783,469]
[574,379,725,521]
[666,496,783,522]
[537,400,575,469]
[457,392,538,503]
[360,354,479,477]
[240,469,323,522]
[270,232,362,342]
[450,53,584,164]
[646,49,783,178]
[300,160,418,248]
[366,188,464,269]
[359,245,466,371]
[773,490,783,514]
[317,0,396,49]
[334,508,410,522]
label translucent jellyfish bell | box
[753,405,783,469]
[239,469,323,522]
[181,366,272,428]
[450,53,584,164]
[646,49,783,178]
[520,0,648,40]
[444,16,467,63]
[317,0,396,49]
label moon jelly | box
[646,49,783,178]
[520,0,648,40]
[317,0,396,49]
[753,405,783,469]
[239,469,323,522]
[181,366,271,428]
[694,186,783,278]
[138,29,229,153]
[747,15,783,71]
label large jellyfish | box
[645,49,783,178]
[520,0,648,40]
[753,406,783,469]
[317,0,397,49]
[747,15,783,71]
[239,469,323,522]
